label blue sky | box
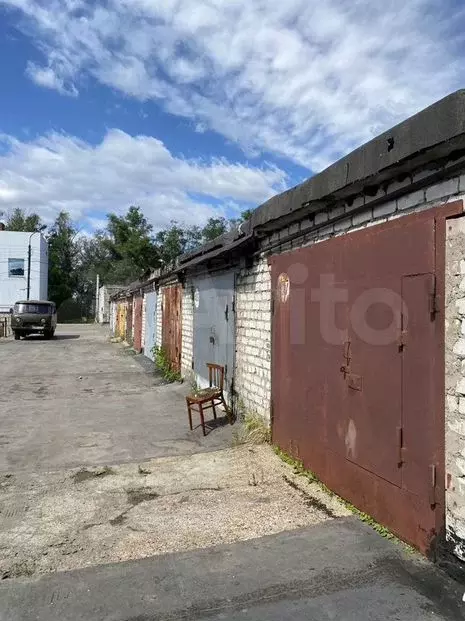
[0,0,464,233]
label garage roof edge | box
[174,89,465,270]
[250,89,465,231]
[111,90,465,285]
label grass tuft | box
[273,446,412,547]
[232,412,271,446]
[152,346,182,382]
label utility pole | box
[26,231,38,300]
[95,273,100,322]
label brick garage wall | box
[445,215,465,562]
[181,281,194,381]
[131,295,136,342]
[235,257,272,421]
[234,172,465,426]
[155,286,163,349]
[141,294,146,351]
[261,175,465,255]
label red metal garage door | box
[162,284,182,373]
[126,298,133,345]
[270,204,460,554]
[133,295,143,353]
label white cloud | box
[2,0,464,170]
[26,57,78,96]
[0,129,286,229]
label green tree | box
[240,209,253,222]
[155,221,197,266]
[47,211,78,310]
[104,206,160,281]
[201,217,228,242]
[74,232,112,317]
[6,208,46,232]
[154,213,251,265]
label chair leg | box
[199,403,206,436]
[186,399,193,431]
[212,400,217,420]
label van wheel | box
[44,330,52,340]
[14,332,20,340]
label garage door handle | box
[225,304,229,321]
[209,336,215,344]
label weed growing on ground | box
[123,348,137,355]
[232,409,271,446]
[152,346,182,382]
[273,446,411,546]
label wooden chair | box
[186,363,233,436]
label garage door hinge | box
[397,330,407,352]
[429,464,437,508]
[397,426,405,467]
[429,276,439,318]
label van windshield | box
[14,303,54,314]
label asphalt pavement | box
[1,518,464,621]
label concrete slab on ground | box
[1,518,463,621]
[0,445,350,578]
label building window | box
[8,258,25,277]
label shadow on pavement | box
[53,334,81,340]
[191,414,232,437]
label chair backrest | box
[207,363,224,391]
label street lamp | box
[26,231,40,301]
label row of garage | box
[112,285,158,361]
[107,92,465,568]
[110,270,236,401]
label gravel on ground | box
[0,445,350,578]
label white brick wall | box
[141,294,146,351]
[155,287,163,349]
[264,173,465,256]
[235,257,272,421]
[131,295,135,342]
[445,215,465,562]
[181,282,194,380]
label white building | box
[0,230,48,312]
[97,284,124,323]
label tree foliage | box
[104,206,159,273]
[6,208,46,232]
[240,208,253,222]
[155,221,202,266]
[201,217,229,241]
[74,233,112,317]
[47,212,78,310]
[18,204,255,317]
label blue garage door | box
[144,291,157,361]
[193,271,235,405]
